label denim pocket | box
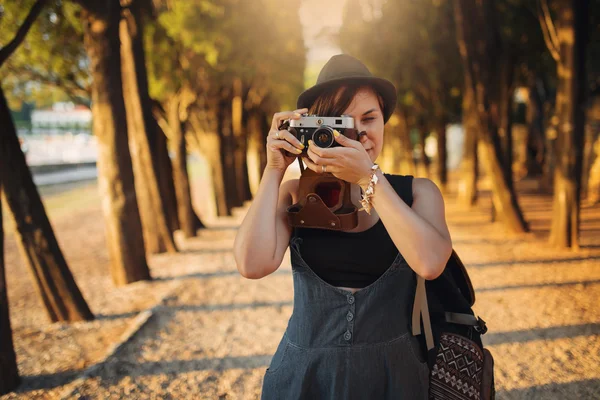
[407,332,428,366]
[265,336,291,375]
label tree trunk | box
[168,98,197,238]
[258,110,270,177]
[416,120,430,178]
[246,111,265,197]
[587,134,600,204]
[549,0,589,248]
[499,55,515,190]
[206,132,229,217]
[188,111,228,217]
[232,78,252,204]
[219,93,239,215]
[398,111,416,176]
[0,89,94,321]
[525,76,545,177]
[81,1,150,285]
[459,82,478,206]
[582,96,600,196]
[156,124,179,232]
[0,160,20,395]
[435,119,448,191]
[455,0,528,233]
[120,2,176,254]
[381,123,402,174]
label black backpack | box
[412,250,495,399]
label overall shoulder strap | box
[385,174,414,207]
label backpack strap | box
[412,275,435,350]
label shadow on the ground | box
[158,300,294,313]
[484,323,600,346]
[468,256,600,268]
[477,279,600,292]
[95,311,140,321]
[91,354,272,383]
[496,378,600,399]
[10,370,82,394]
[153,268,291,281]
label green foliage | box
[339,0,463,123]
[0,0,90,109]
[146,0,305,110]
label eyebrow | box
[362,108,379,116]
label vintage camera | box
[279,114,360,157]
[280,114,362,230]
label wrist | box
[263,167,286,181]
[358,164,380,215]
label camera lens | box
[312,126,334,148]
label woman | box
[233,54,453,399]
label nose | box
[358,130,368,144]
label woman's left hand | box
[302,130,373,187]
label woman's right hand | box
[265,108,308,173]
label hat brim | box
[296,76,397,123]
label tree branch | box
[6,65,90,99]
[152,103,172,140]
[0,0,48,67]
[537,0,560,62]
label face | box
[337,87,385,162]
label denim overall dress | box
[261,175,430,399]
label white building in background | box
[31,102,92,128]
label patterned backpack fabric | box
[412,251,495,400]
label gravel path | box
[2,176,599,399]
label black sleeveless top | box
[293,174,414,288]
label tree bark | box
[155,124,179,232]
[120,3,176,254]
[0,89,94,321]
[232,78,252,204]
[0,153,20,395]
[455,0,528,233]
[459,82,479,206]
[188,109,228,217]
[168,97,197,238]
[80,1,151,285]
[246,111,266,197]
[416,119,431,178]
[219,91,239,215]
[499,55,515,190]
[525,76,546,177]
[587,134,600,204]
[435,119,448,190]
[258,110,270,177]
[548,0,589,248]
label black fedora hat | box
[297,54,397,123]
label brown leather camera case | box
[286,167,359,231]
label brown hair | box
[308,82,385,119]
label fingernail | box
[333,130,340,137]
[299,142,305,149]
[308,140,313,146]
[295,148,302,154]
[293,113,300,118]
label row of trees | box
[0,0,304,392]
[1,0,598,393]
[340,0,598,247]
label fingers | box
[270,108,308,132]
[269,140,302,155]
[303,156,335,174]
[280,129,304,150]
[333,129,361,149]
[306,141,335,165]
